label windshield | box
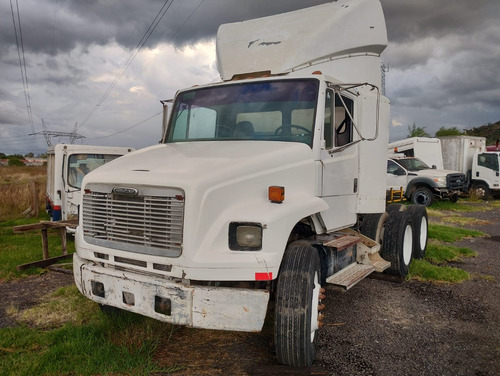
[166,79,319,147]
[67,153,122,189]
[396,158,431,171]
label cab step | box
[323,233,361,251]
[368,252,391,272]
[326,263,375,290]
[339,228,380,254]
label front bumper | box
[73,253,269,332]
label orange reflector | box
[255,272,273,281]
[268,186,285,203]
[312,70,322,75]
[394,147,398,153]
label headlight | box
[229,222,262,251]
[433,176,446,186]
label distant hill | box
[465,120,500,146]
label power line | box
[10,0,34,133]
[86,112,161,140]
[79,0,176,128]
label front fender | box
[179,193,329,281]
[406,177,438,196]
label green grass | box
[0,286,182,376]
[424,242,477,264]
[0,214,75,280]
[428,223,485,243]
[409,259,470,283]
[408,221,485,283]
[0,217,183,375]
[430,200,480,212]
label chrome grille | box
[82,189,184,257]
[447,173,466,190]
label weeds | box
[0,286,181,376]
[0,166,46,221]
[408,220,485,283]
[428,223,485,243]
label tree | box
[25,152,34,158]
[407,123,430,138]
[435,126,464,137]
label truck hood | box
[411,169,460,178]
[83,141,315,188]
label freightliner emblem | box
[112,187,139,196]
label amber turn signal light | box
[269,186,285,203]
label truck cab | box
[440,136,500,199]
[46,144,134,224]
[387,155,465,206]
[471,151,500,198]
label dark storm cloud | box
[381,0,498,43]
[0,0,332,56]
[1,0,499,152]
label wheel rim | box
[403,224,413,265]
[474,187,486,198]
[310,271,320,342]
[419,216,428,250]
[415,191,430,206]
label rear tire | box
[360,212,388,244]
[406,205,428,259]
[275,245,322,367]
[411,186,434,206]
[381,210,414,277]
[386,203,406,214]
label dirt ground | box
[1,204,499,376]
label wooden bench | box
[13,219,78,271]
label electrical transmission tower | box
[30,119,86,146]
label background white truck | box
[387,154,465,206]
[46,144,134,223]
[73,0,428,367]
[439,136,500,198]
[388,137,444,169]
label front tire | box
[411,186,434,206]
[381,210,414,277]
[470,182,490,199]
[275,245,322,367]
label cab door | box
[386,159,408,191]
[319,89,358,230]
[475,153,500,188]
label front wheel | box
[275,245,323,367]
[470,182,490,199]
[411,186,434,206]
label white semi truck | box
[46,144,134,223]
[439,136,500,198]
[74,0,428,367]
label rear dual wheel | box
[275,245,323,367]
[406,205,428,259]
[381,210,414,277]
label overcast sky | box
[1,0,499,155]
